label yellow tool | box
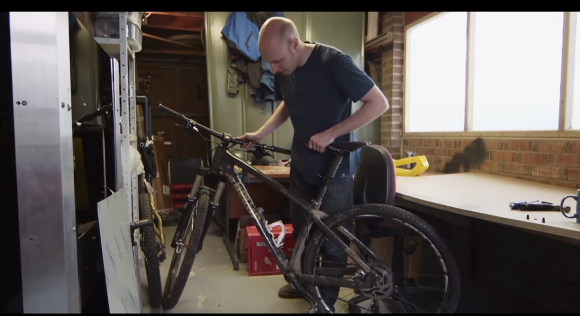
[395,156,429,177]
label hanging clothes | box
[221,12,262,62]
[222,12,285,101]
[251,60,275,102]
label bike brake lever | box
[251,147,273,159]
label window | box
[404,12,580,134]
[572,18,580,130]
[471,12,564,131]
[405,12,468,132]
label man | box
[238,17,390,308]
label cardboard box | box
[246,224,294,276]
[152,136,173,213]
[136,103,145,138]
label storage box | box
[93,12,143,52]
[246,224,294,276]
[235,214,280,263]
[151,136,173,213]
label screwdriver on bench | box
[509,200,571,213]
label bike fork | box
[197,180,226,253]
[171,169,206,249]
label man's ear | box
[290,37,299,50]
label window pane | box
[572,15,580,130]
[405,12,467,132]
[471,12,564,131]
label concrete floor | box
[140,223,313,313]
[136,221,495,314]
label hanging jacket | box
[221,12,285,62]
[221,12,261,62]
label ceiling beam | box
[143,33,197,49]
[144,15,204,32]
[139,49,206,56]
[147,12,204,18]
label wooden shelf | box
[364,32,393,55]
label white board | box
[97,188,142,313]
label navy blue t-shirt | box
[273,42,376,186]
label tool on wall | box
[509,200,571,213]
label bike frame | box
[160,104,379,313]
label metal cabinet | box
[205,12,377,160]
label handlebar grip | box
[158,103,186,120]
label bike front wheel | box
[302,203,461,314]
[162,187,211,310]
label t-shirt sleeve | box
[329,54,376,103]
[273,74,283,101]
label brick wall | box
[403,137,580,189]
[379,12,404,159]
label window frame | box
[402,11,580,138]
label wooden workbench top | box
[250,165,291,178]
[395,172,580,240]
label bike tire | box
[139,192,163,309]
[302,203,461,313]
[162,188,211,310]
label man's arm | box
[238,75,289,147]
[308,54,389,152]
[326,85,389,140]
[256,101,290,138]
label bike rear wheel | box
[302,203,461,314]
[162,187,211,310]
[139,189,163,308]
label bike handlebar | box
[158,103,292,156]
[73,104,113,128]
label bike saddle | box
[329,141,370,152]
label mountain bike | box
[158,103,461,313]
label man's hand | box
[308,130,335,153]
[237,131,264,149]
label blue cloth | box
[255,61,275,101]
[68,12,78,28]
[221,12,262,62]
[222,12,286,100]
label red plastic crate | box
[246,224,294,276]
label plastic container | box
[93,12,143,52]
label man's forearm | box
[257,101,290,137]
[327,99,389,139]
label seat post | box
[311,153,344,209]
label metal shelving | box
[94,12,142,312]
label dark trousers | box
[289,170,354,308]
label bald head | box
[259,17,299,51]
[259,17,303,75]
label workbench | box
[393,172,580,312]
[221,165,291,270]
[394,171,580,278]
[395,172,579,241]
